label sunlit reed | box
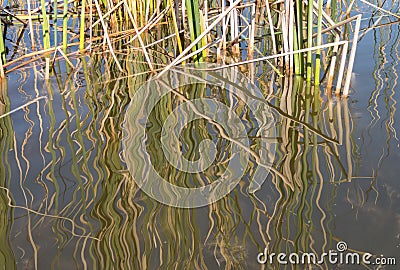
[1,0,390,92]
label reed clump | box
[0,0,396,95]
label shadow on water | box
[0,20,399,270]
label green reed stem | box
[185,0,203,62]
[168,0,183,55]
[293,23,301,75]
[39,0,51,78]
[331,0,337,19]
[0,19,5,78]
[79,0,86,50]
[0,21,5,64]
[62,0,69,51]
[40,0,51,50]
[53,0,58,46]
[294,0,304,75]
[306,0,314,81]
[314,0,324,85]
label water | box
[0,20,399,270]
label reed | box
[306,0,315,80]
[79,0,86,51]
[0,0,380,93]
[0,19,5,78]
[314,0,324,85]
[39,0,50,49]
[62,0,69,52]
[186,0,204,62]
[53,0,58,46]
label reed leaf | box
[306,0,314,80]
[40,0,51,49]
[185,0,204,62]
[62,0,69,51]
[0,19,5,78]
[314,0,324,85]
[79,0,87,50]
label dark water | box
[0,23,399,270]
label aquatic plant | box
[0,0,390,96]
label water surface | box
[0,18,399,270]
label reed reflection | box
[0,59,387,269]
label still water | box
[0,23,399,270]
